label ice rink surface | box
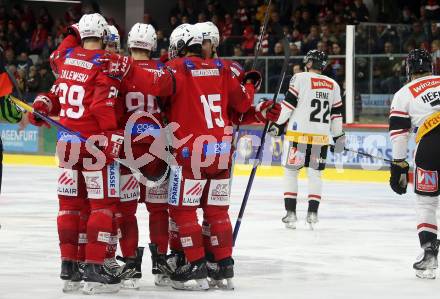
[2,165,440,299]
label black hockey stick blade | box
[233,37,290,245]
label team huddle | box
[23,8,440,297]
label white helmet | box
[195,21,219,47]
[78,13,108,40]
[168,23,203,60]
[105,25,120,51]
[127,23,157,51]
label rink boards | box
[2,123,406,183]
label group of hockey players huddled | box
[23,6,440,295]
[26,12,282,294]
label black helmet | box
[303,49,328,71]
[406,48,432,77]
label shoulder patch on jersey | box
[183,58,196,70]
[65,48,74,59]
[311,77,334,90]
[409,78,440,97]
[214,59,223,69]
[91,53,102,66]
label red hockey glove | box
[101,130,125,164]
[243,70,262,91]
[255,100,282,122]
[28,95,51,128]
[99,53,132,81]
[67,23,80,42]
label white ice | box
[1,165,440,299]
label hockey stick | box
[233,37,290,245]
[233,0,271,133]
[329,144,392,163]
[8,95,154,176]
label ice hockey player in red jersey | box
[194,21,281,288]
[389,49,440,279]
[163,23,252,291]
[28,13,125,294]
[101,22,262,291]
[114,22,174,288]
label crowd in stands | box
[1,0,439,99]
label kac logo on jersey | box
[416,167,438,193]
[57,169,78,196]
[168,166,182,206]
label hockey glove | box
[267,122,286,137]
[255,100,282,122]
[243,70,262,92]
[330,133,346,154]
[99,53,132,81]
[101,130,125,164]
[28,95,51,128]
[389,159,409,195]
[67,23,80,41]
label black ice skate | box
[103,257,121,276]
[170,258,209,291]
[306,211,319,230]
[149,243,174,286]
[117,247,144,289]
[82,263,121,294]
[207,257,235,290]
[413,240,440,279]
[282,211,297,229]
[60,261,82,293]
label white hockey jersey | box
[389,75,440,159]
[276,71,343,144]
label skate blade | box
[208,278,234,290]
[285,221,296,229]
[415,269,436,279]
[155,274,171,287]
[82,282,120,294]
[62,280,81,293]
[121,278,140,289]
[171,279,209,291]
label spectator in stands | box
[377,41,397,78]
[233,45,243,57]
[268,11,283,40]
[400,6,417,24]
[27,65,40,95]
[298,10,314,34]
[16,52,33,72]
[236,0,250,26]
[4,49,16,67]
[320,24,338,45]
[296,0,317,18]
[348,0,369,23]
[16,68,26,95]
[302,25,320,54]
[241,26,257,56]
[39,63,55,92]
[404,21,428,50]
[380,62,404,94]
[153,30,169,58]
[430,22,440,41]
[41,35,57,61]
[424,0,440,21]
[38,7,53,31]
[30,22,48,54]
[293,63,302,75]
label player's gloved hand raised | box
[27,95,51,128]
[99,53,132,81]
[267,122,286,137]
[67,23,80,41]
[99,130,125,164]
[243,70,262,91]
[389,159,409,195]
[330,133,346,154]
[255,100,282,122]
